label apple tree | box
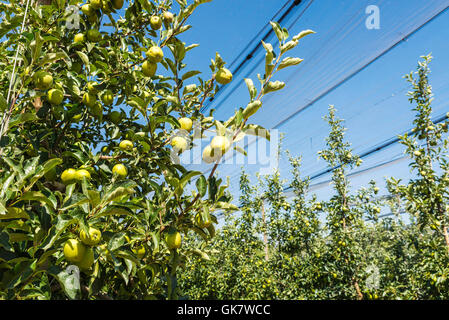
[0,0,311,299]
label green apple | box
[119,140,133,151]
[142,60,157,77]
[89,101,103,118]
[61,168,77,185]
[146,46,164,63]
[111,0,124,9]
[215,68,233,85]
[165,231,181,249]
[87,29,102,42]
[75,169,91,181]
[101,90,114,105]
[163,11,174,23]
[211,135,230,155]
[47,88,64,105]
[178,117,193,131]
[171,136,188,152]
[82,92,96,108]
[63,239,86,263]
[90,0,102,10]
[34,71,53,90]
[132,245,146,259]
[109,111,122,124]
[76,247,94,271]
[112,163,128,178]
[80,227,102,246]
[81,3,94,16]
[195,213,211,228]
[150,16,162,30]
[202,145,219,164]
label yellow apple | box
[74,33,85,44]
[34,71,53,90]
[202,145,219,164]
[163,11,174,23]
[81,3,94,16]
[63,239,87,263]
[80,227,102,246]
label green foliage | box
[179,55,449,300]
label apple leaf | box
[278,57,304,71]
[0,207,29,220]
[196,175,207,197]
[244,78,257,101]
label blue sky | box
[99,0,449,212]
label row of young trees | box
[178,55,449,300]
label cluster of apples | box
[63,227,102,271]
[80,0,124,22]
[32,71,66,108]
[81,81,115,119]
[169,116,233,164]
[140,12,175,78]
[169,65,234,162]
[60,168,92,185]
[76,0,125,42]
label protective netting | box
[184,0,449,204]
